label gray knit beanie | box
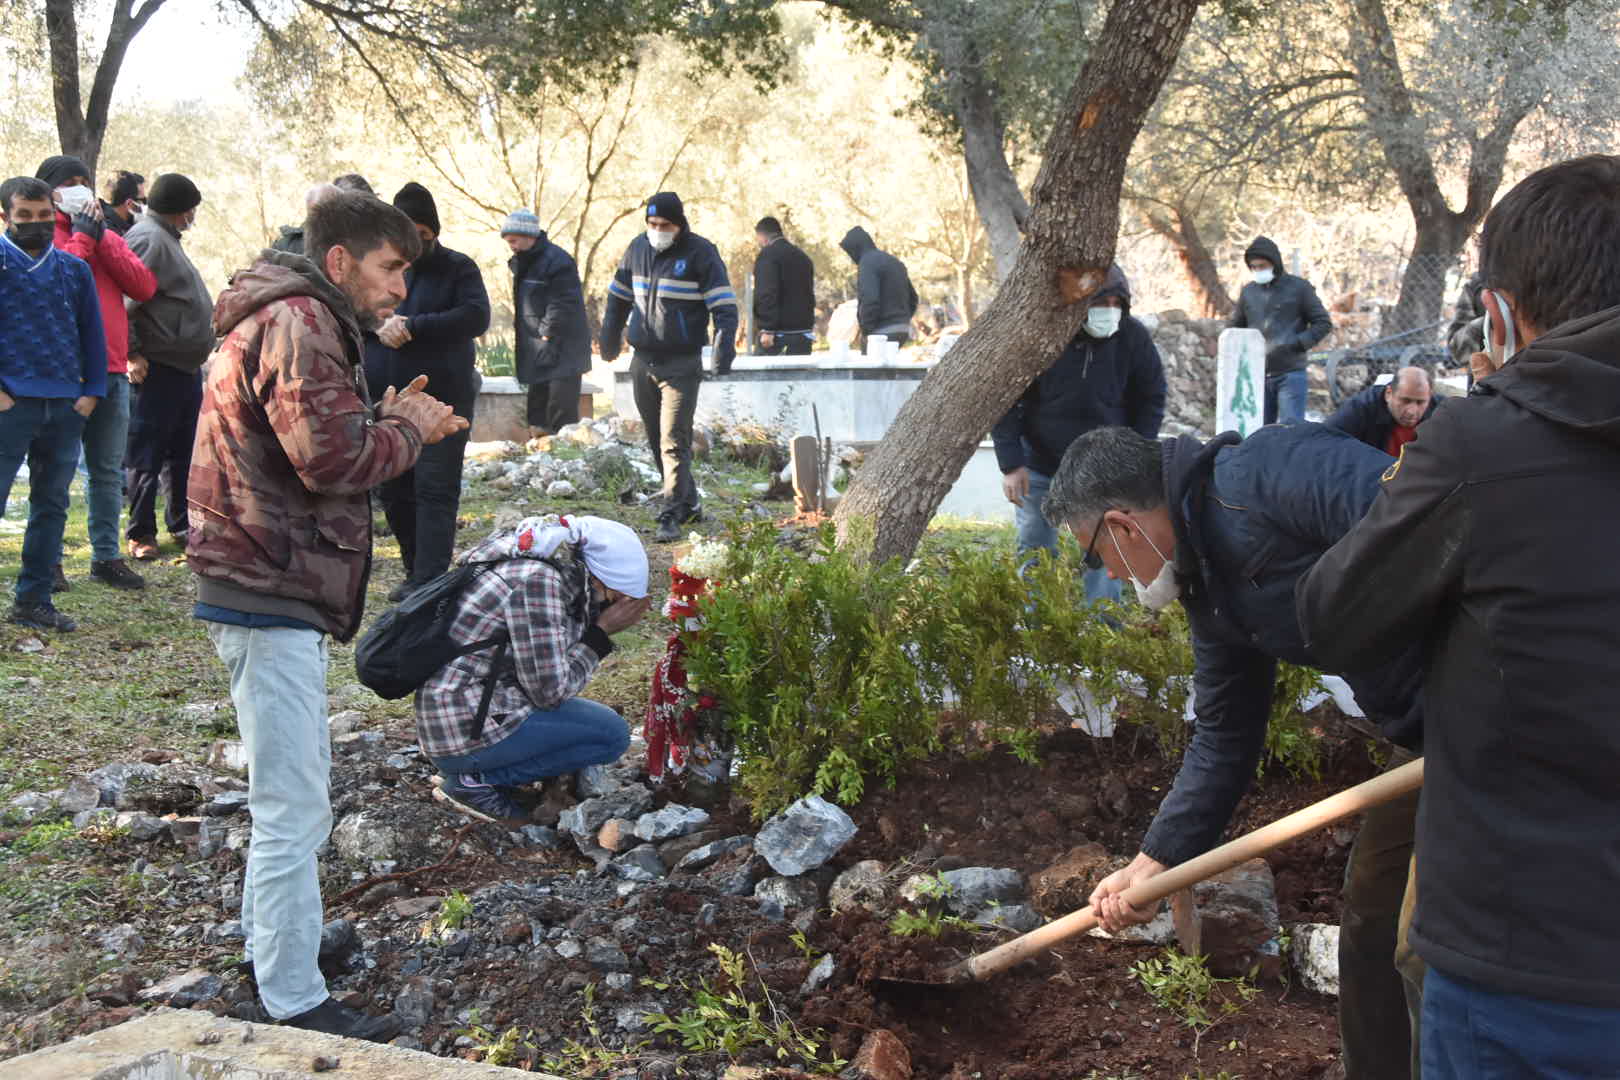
[500,209,542,238]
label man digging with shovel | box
[1041,423,1425,1080]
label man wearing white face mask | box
[599,192,738,543]
[991,264,1164,602]
[1227,236,1333,424]
[1043,422,1429,1080]
[35,154,156,592]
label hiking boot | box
[128,536,159,561]
[51,563,69,593]
[654,515,681,543]
[90,558,146,590]
[432,774,529,827]
[387,582,411,603]
[279,997,401,1043]
[9,601,77,632]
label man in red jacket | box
[36,155,156,590]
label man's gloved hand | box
[598,331,622,364]
[70,212,103,243]
[713,336,736,376]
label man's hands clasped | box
[378,374,468,446]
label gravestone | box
[1217,328,1266,437]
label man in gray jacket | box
[124,173,214,556]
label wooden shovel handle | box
[963,758,1424,982]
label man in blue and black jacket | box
[1042,422,1426,1080]
[599,192,738,542]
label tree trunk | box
[834,0,1203,564]
[1143,205,1232,318]
[1385,218,1468,335]
[44,0,90,165]
[952,61,1030,284]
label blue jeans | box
[1264,369,1307,424]
[0,397,87,604]
[1014,468,1123,605]
[1422,967,1620,1079]
[431,698,630,787]
[81,372,130,562]
[205,621,332,1020]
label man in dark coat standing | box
[367,182,490,597]
[839,226,917,346]
[1045,423,1427,1080]
[1324,366,1439,456]
[1299,154,1620,1079]
[751,216,815,355]
[1228,236,1333,423]
[991,263,1164,602]
[501,209,590,436]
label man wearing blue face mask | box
[991,264,1165,601]
[1228,236,1333,424]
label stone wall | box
[1141,310,1222,436]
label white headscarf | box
[500,515,649,599]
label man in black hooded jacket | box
[991,263,1164,601]
[365,182,490,596]
[1044,422,1426,1080]
[1228,236,1333,423]
[1299,154,1620,1078]
[839,227,916,345]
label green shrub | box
[682,522,1333,817]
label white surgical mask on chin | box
[647,227,675,252]
[1251,267,1275,286]
[1482,290,1518,370]
[1109,523,1181,612]
[1085,306,1122,339]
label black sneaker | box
[279,997,402,1042]
[654,516,681,543]
[51,564,69,593]
[90,558,146,590]
[9,601,77,632]
[432,773,529,827]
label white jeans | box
[207,621,332,1019]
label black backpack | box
[355,560,513,729]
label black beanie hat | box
[36,155,91,189]
[393,182,440,236]
[646,191,686,229]
[147,173,202,214]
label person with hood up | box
[1042,423,1428,1080]
[991,264,1165,601]
[499,209,591,436]
[366,182,491,598]
[123,173,215,569]
[36,154,157,589]
[271,183,340,257]
[839,226,917,345]
[1227,236,1332,423]
[1299,153,1620,1078]
[418,515,651,826]
[1324,366,1439,456]
[599,192,738,543]
[189,191,466,1042]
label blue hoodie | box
[0,234,107,400]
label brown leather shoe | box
[128,537,159,561]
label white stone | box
[1290,923,1340,996]
[828,860,887,912]
[632,804,710,843]
[546,479,577,498]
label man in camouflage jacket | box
[187,193,463,1040]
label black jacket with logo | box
[1227,236,1333,375]
[1299,307,1620,1008]
[508,234,591,385]
[600,229,738,362]
[752,236,815,337]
